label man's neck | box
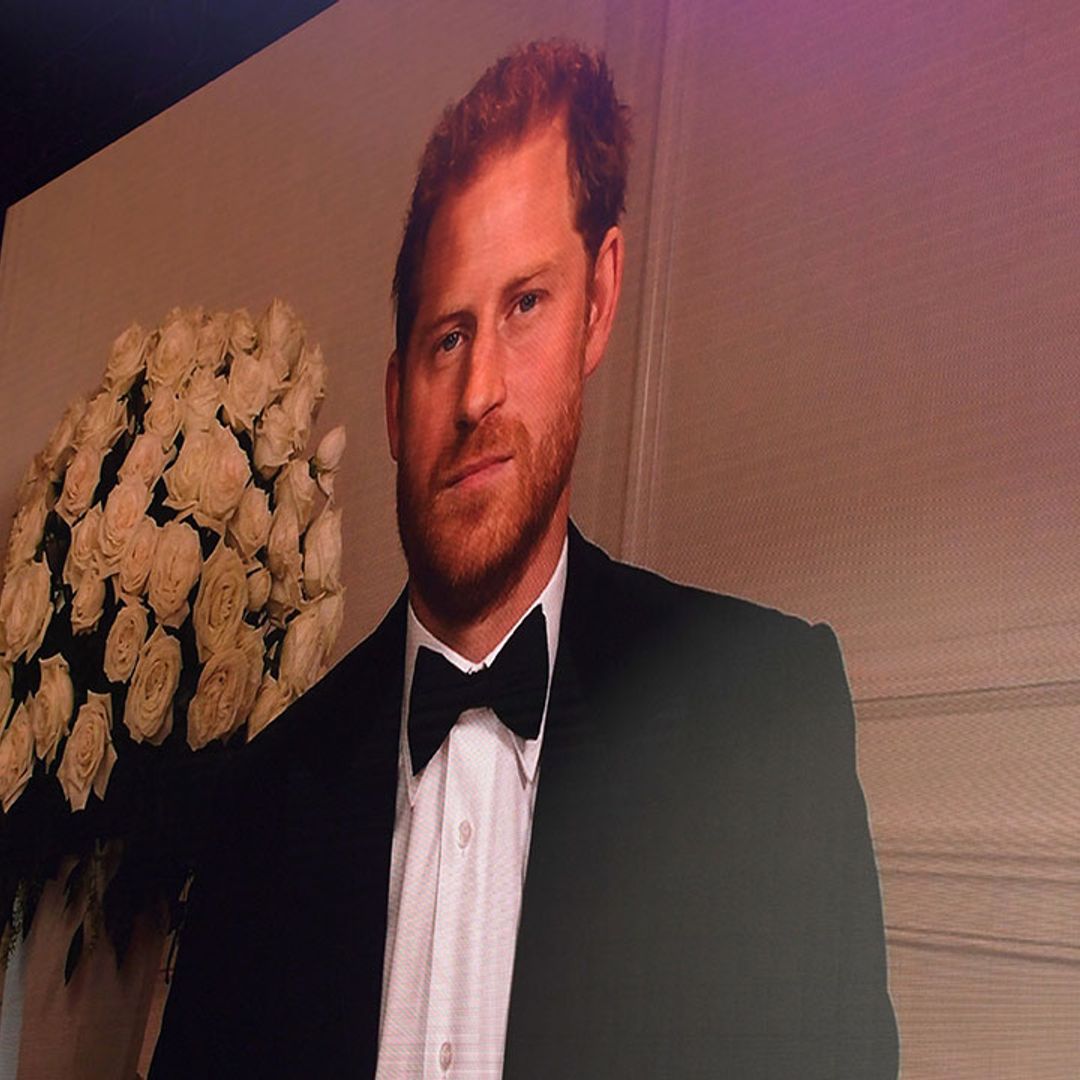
[409,511,569,663]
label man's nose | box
[456,325,506,429]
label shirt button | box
[457,819,473,849]
[439,1040,453,1071]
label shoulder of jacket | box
[592,545,821,642]
[233,593,404,776]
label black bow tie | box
[408,605,549,776]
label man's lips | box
[444,454,512,488]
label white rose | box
[147,308,198,389]
[105,323,147,394]
[64,505,103,591]
[30,654,73,765]
[124,627,180,745]
[227,308,258,358]
[186,643,257,750]
[57,692,117,811]
[148,520,202,626]
[279,605,326,698]
[267,502,301,581]
[237,623,266,700]
[181,366,225,436]
[314,424,346,473]
[5,485,49,573]
[196,423,250,529]
[0,559,52,662]
[117,515,158,598]
[118,432,171,491]
[143,389,183,448]
[193,543,247,662]
[227,484,271,561]
[0,661,12,728]
[42,398,86,480]
[221,351,272,434]
[260,346,289,389]
[14,455,47,511]
[279,380,318,454]
[274,459,317,531]
[258,299,303,381]
[294,343,328,401]
[103,602,149,683]
[0,703,33,812]
[267,572,304,628]
[76,391,127,453]
[163,429,211,514]
[71,569,106,635]
[98,477,152,571]
[246,566,271,612]
[196,311,229,371]
[246,672,291,741]
[303,504,342,598]
[314,590,344,665]
[57,445,103,524]
[253,404,298,477]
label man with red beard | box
[153,41,898,1079]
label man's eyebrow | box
[417,308,474,342]
[501,263,557,297]
[416,263,559,342]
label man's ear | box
[385,350,401,463]
[584,224,625,377]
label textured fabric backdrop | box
[1,2,1078,1076]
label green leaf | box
[64,857,86,910]
[64,923,84,984]
[103,867,136,969]
[21,880,42,941]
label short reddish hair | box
[391,40,632,360]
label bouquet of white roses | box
[0,299,345,970]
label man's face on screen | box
[387,119,592,621]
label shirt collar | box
[399,537,568,804]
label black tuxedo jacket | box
[152,525,898,1078]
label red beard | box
[396,393,580,625]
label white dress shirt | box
[375,541,568,1079]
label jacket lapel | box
[342,591,407,1071]
[284,590,405,1074]
[503,525,618,1075]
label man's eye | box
[438,330,463,353]
[516,292,539,314]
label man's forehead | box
[415,118,581,309]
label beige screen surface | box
[0,2,1078,1076]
